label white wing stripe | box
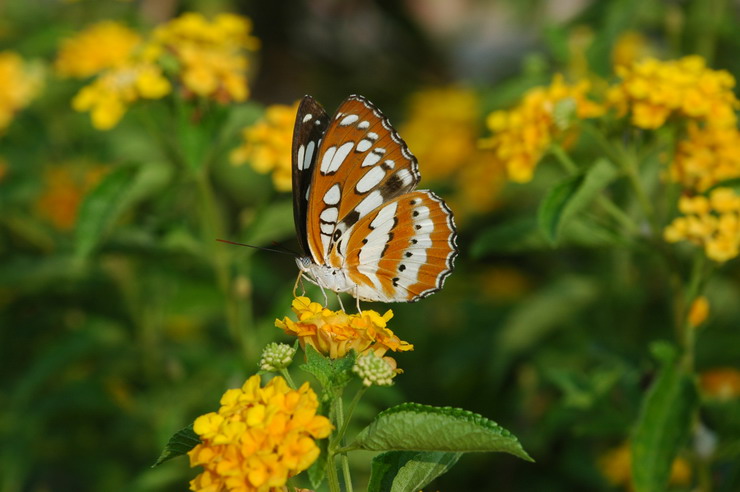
[356,166,386,194]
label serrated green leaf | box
[367,451,461,492]
[352,403,532,462]
[631,348,698,492]
[299,346,356,398]
[152,425,200,467]
[75,166,137,259]
[538,159,618,244]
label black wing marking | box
[292,95,329,259]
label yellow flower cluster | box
[598,441,691,489]
[0,51,42,134]
[154,13,259,103]
[663,188,740,262]
[55,21,142,78]
[35,163,107,231]
[275,297,413,368]
[71,59,171,130]
[56,13,259,130]
[231,101,299,192]
[670,123,740,191]
[482,74,603,183]
[399,86,480,182]
[189,375,332,492]
[611,31,653,70]
[608,56,738,130]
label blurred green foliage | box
[2,0,740,491]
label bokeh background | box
[2,0,740,491]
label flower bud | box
[259,342,296,372]
[353,352,395,387]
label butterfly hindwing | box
[292,95,329,259]
[339,190,457,302]
[305,95,421,264]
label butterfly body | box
[292,94,457,303]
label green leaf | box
[538,158,618,244]
[352,403,532,462]
[497,276,597,357]
[74,166,137,259]
[243,200,297,247]
[367,451,461,492]
[631,344,698,492]
[299,346,356,399]
[708,177,740,195]
[152,424,200,467]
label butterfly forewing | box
[292,96,329,259]
[305,95,421,264]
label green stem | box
[279,368,296,389]
[331,395,353,492]
[336,387,366,443]
[326,454,341,492]
[680,254,711,372]
[550,144,639,234]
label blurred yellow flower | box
[663,188,740,262]
[55,21,142,78]
[72,60,171,130]
[189,375,332,492]
[608,56,738,130]
[0,51,43,134]
[276,297,412,370]
[35,164,107,231]
[599,441,691,489]
[688,296,710,328]
[670,123,740,192]
[154,12,259,103]
[611,31,653,69]
[231,101,299,192]
[448,149,507,221]
[700,368,740,401]
[399,86,480,182]
[481,74,603,183]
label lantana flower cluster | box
[55,13,259,130]
[481,74,603,183]
[663,188,740,262]
[275,296,413,370]
[670,122,740,192]
[231,101,300,191]
[607,55,738,130]
[188,375,332,492]
[0,51,43,134]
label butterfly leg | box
[336,293,346,312]
[292,270,303,298]
[354,286,362,313]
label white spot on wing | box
[367,132,379,140]
[323,183,341,205]
[320,146,337,174]
[355,190,383,218]
[303,113,313,123]
[356,166,386,194]
[303,141,315,170]
[320,206,338,222]
[297,145,305,170]
[356,139,372,152]
[361,151,382,167]
[358,120,370,129]
[320,222,334,234]
[340,114,359,126]
[326,141,354,174]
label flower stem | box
[331,395,354,492]
[550,143,639,234]
[280,368,296,389]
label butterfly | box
[292,94,457,305]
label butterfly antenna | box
[216,239,297,256]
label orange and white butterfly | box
[292,94,457,305]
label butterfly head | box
[295,256,314,273]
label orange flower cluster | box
[35,164,107,231]
[275,297,412,368]
[481,74,603,183]
[663,188,740,262]
[189,375,332,492]
[700,368,740,401]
